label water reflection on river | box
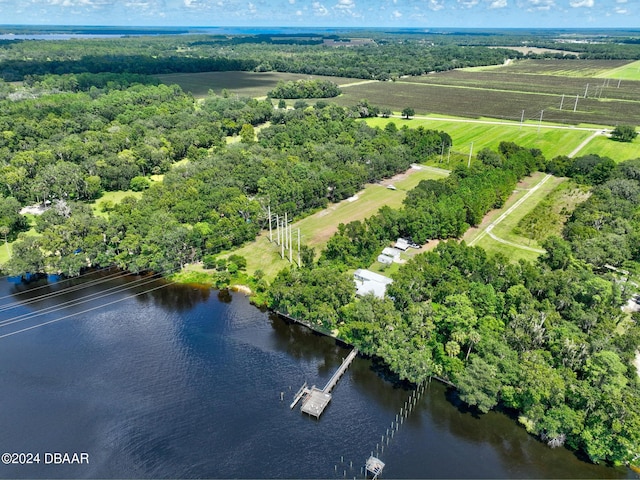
[0,272,634,478]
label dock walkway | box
[290,348,358,418]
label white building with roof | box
[353,269,393,299]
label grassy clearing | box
[365,116,594,160]
[155,71,363,98]
[92,190,143,217]
[595,60,640,80]
[487,175,565,248]
[576,134,640,162]
[227,165,449,280]
[464,173,563,263]
[0,242,11,266]
[514,180,590,240]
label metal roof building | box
[354,269,393,299]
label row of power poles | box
[267,206,301,267]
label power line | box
[0,273,166,330]
[0,269,131,313]
[0,279,177,340]
[0,266,116,303]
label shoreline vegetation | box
[0,28,639,470]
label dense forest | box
[1,31,639,469]
[1,93,450,275]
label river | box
[0,270,634,479]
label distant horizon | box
[1,24,639,33]
[0,0,636,30]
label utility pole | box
[284,212,288,255]
[468,142,473,168]
[617,79,622,88]
[538,110,543,133]
[520,109,525,128]
[573,94,579,112]
[584,83,589,98]
[276,214,280,245]
[280,218,285,259]
[268,205,272,242]
[289,224,293,263]
[297,228,301,267]
[559,94,564,110]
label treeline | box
[2,31,638,83]
[3,103,449,276]
[0,35,520,81]
[0,83,273,204]
[267,151,640,467]
[267,79,341,99]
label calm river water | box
[0,271,635,479]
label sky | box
[0,0,636,29]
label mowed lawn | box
[365,117,595,160]
[92,190,143,218]
[576,134,640,162]
[155,71,363,98]
[226,165,449,280]
[595,60,640,80]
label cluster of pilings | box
[332,379,430,479]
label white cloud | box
[458,0,480,7]
[312,1,329,15]
[614,6,627,13]
[295,8,302,14]
[427,0,445,10]
[289,0,295,3]
[520,0,555,11]
[570,0,593,7]
[489,0,507,8]
[335,0,354,9]
[44,0,112,6]
[392,9,402,16]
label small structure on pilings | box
[290,348,358,418]
[365,456,385,479]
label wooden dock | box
[290,348,358,418]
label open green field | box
[478,59,633,77]
[365,116,596,160]
[597,60,640,80]
[226,165,449,280]
[576,134,640,161]
[155,71,363,98]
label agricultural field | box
[401,69,640,102]
[332,79,640,126]
[155,71,362,98]
[226,165,449,280]
[576,134,640,161]
[365,116,597,160]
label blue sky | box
[0,0,635,28]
